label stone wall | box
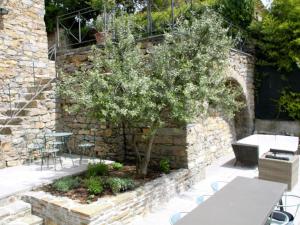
[22,168,203,225]
[255,119,300,136]
[0,0,57,166]
[124,115,234,170]
[55,47,125,161]
[228,49,255,140]
[56,46,254,170]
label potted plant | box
[94,15,106,44]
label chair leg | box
[79,148,83,165]
[92,147,96,163]
[54,153,57,171]
[47,155,50,168]
[59,155,63,168]
[41,156,43,171]
[69,149,74,166]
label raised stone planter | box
[22,169,204,225]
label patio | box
[130,152,300,225]
[0,154,112,201]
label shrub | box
[278,91,300,121]
[85,177,104,195]
[159,158,170,174]
[106,177,135,194]
[86,162,109,177]
[52,177,80,192]
[111,162,123,170]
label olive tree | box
[59,11,243,177]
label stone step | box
[0,118,22,125]
[23,93,45,101]
[35,77,54,85]
[6,214,43,225]
[0,200,31,225]
[1,109,30,117]
[26,85,52,94]
[0,127,12,135]
[14,101,38,109]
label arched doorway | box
[226,79,252,140]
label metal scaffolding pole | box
[147,0,152,34]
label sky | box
[261,0,272,7]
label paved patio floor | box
[131,153,300,225]
[0,154,113,200]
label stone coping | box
[22,168,202,225]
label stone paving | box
[131,153,300,225]
[0,154,112,200]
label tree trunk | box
[136,131,156,177]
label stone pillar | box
[0,0,57,166]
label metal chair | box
[196,195,212,205]
[268,211,290,225]
[170,195,211,224]
[23,131,44,164]
[169,212,189,225]
[26,136,44,164]
[269,194,300,225]
[41,133,63,170]
[78,129,96,164]
[210,181,228,193]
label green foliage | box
[111,162,124,170]
[133,4,190,34]
[159,158,170,174]
[216,0,255,29]
[95,15,105,32]
[44,0,90,32]
[86,163,109,177]
[88,0,115,11]
[250,0,300,71]
[52,177,80,192]
[59,11,243,175]
[85,177,104,195]
[106,177,135,194]
[278,91,300,120]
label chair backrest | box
[25,131,45,150]
[169,212,188,225]
[79,129,96,144]
[211,181,228,193]
[269,211,290,225]
[232,142,259,165]
[278,194,300,220]
[196,195,212,205]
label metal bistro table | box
[45,132,74,165]
[176,177,287,225]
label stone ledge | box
[22,168,203,225]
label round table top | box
[45,132,73,137]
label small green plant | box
[85,177,104,195]
[159,158,170,174]
[278,90,300,120]
[86,162,109,177]
[106,177,135,194]
[52,177,80,192]
[95,15,105,32]
[111,162,123,170]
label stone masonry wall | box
[56,46,254,170]
[228,49,255,139]
[55,47,124,161]
[22,168,204,225]
[124,115,234,170]
[0,0,57,166]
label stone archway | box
[226,78,252,140]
